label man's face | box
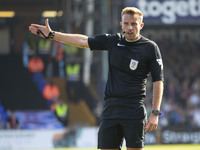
[121,14,144,42]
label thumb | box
[45,19,51,31]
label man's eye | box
[131,23,137,26]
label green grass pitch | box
[50,144,200,150]
[15,144,200,150]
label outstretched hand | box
[145,113,159,132]
[29,19,52,38]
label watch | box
[48,31,55,40]
[152,110,161,116]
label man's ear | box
[140,23,144,29]
[120,22,122,26]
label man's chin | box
[125,37,137,42]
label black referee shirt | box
[88,33,164,119]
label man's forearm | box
[54,32,89,48]
[152,80,164,110]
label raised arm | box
[29,19,89,48]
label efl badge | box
[129,59,138,70]
[156,59,163,70]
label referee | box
[29,7,164,150]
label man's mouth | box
[127,32,133,36]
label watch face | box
[152,110,161,116]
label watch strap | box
[48,31,55,40]
[152,110,161,116]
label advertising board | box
[125,0,200,24]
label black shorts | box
[98,119,146,149]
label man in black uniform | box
[29,7,164,150]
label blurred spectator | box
[0,114,5,129]
[43,82,60,108]
[56,42,65,77]
[6,111,20,129]
[38,38,51,52]
[27,50,47,95]
[23,41,29,68]
[191,77,200,91]
[159,114,168,127]
[45,41,65,77]
[28,52,44,73]
[188,90,200,108]
[65,62,81,103]
[54,100,69,127]
[191,108,200,127]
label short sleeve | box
[149,43,164,82]
[88,34,110,51]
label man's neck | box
[125,35,141,42]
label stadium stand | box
[0,54,48,110]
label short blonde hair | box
[121,7,143,23]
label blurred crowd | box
[145,36,200,128]
[0,107,20,130]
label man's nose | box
[128,25,133,29]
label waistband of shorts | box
[104,97,144,103]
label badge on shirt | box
[156,59,163,70]
[129,59,139,70]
